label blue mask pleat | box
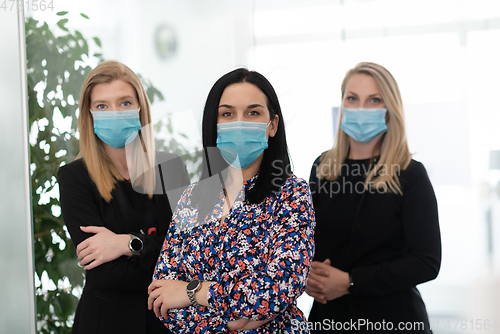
[216,121,269,169]
[91,109,142,148]
[340,108,388,143]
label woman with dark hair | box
[148,68,315,333]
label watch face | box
[187,280,200,291]
[130,238,143,252]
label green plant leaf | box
[56,19,69,32]
[93,37,101,47]
[56,11,68,16]
[80,13,89,19]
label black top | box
[58,152,190,334]
[308,156,441,333]
[121,178,161,236]
[120,179,166,333]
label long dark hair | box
[193,68,292,220]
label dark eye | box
[221,111,233,117]
[347,96,356,101]
[248,110,260,116]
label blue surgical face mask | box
[216,121,270,169]
[91,109,142,148]
[340,108,388,143]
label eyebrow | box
[119,95,135,100]
[346,91,381,97]
[248,104,265,109]
[92,95,136,105]
[218,103,265,109]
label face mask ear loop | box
[266,120,274,137]
[267,111,277,129]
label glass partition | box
[0,5,36,334]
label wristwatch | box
[128,234,143,256]
[186,279,202,306]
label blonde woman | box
[57,60,189,334]
[306,62,441,333]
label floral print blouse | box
[153,173,315,333]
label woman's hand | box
[227,314,278,331]
[148,279,191,319]
[147,279,277,330]
[306,259,350,303]
[76,226,132,270]
[306,258,330,303]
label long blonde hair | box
[317,62,412,195]
[77,60,156,202]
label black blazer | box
[58,152,189,334]
[308,157,441,333]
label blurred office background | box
[6,0,500,332]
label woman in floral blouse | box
[147,68,316,333]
